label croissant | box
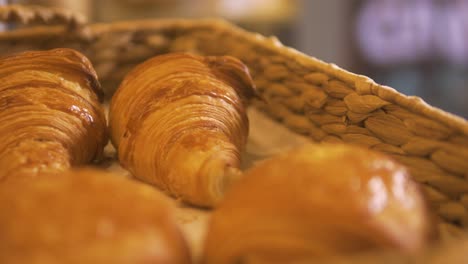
[0,48,107,180]
[0,169,191,263]
[203,143,436,263]
[109,53,256,207]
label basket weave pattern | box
[1,4,468,255]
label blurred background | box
[3,0,468,118]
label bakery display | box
[0,48,107,180]
[203,143,436,263]
[1,3,467,261]
[0,169,191,264]
[109,53,256,207]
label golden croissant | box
[203,144,436,263]
[0,48,107,180]
[0,169,191,264]
[109,53,256,207]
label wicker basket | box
[1,4,468,262]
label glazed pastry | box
[109,53,256,207]
[203,143,436,263]
[0,48,107,180]
[0,169,191,264]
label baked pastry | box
[109,53,256,207]
[0,48,107,180]
[0,169,191,264]
[203,143,436,263]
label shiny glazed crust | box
[203,143,436,263]
[109,53,256,207]
[0,169,191,264]
[0,48,107,180]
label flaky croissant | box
[0,48,107,180]
[0,169,191,264]
[203,144,436,263]
[109,53,256,207]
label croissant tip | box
[211,166,242,206]
[203,55,258,102]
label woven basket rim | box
[2,18,467,136]
[0,4,86,26]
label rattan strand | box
[0,4,85,27]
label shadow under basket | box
[1,4,468,263]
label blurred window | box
[355,0,468,117]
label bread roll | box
[0,169,191,264]
[0,48,107,180]
[203,143,436,263]
[109,53,256,207]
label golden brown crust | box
[203,143,436,263]
[0,48,107,180]
[109,53,256,207]
[0,169,191,264]
[0,48,103,99]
